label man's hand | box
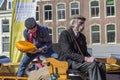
[18,47,43,54]
[28,48,43,54]
[85,56,96,62]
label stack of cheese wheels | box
[16,41,36,53]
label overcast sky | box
[0,0,3,6]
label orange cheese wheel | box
[16,41,36,53]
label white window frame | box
[7,0,13,10]
[105,23,116,44]
[1,19,10,34]
[90,0,100,18]
[105,0,116,17]
[36,5,40,22]
[90,24,101,45]
[43,4,53,22]
[70,1,80,16]
[1,36,10,54]
[56,3,66,21]
[0,18,11,55]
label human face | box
[76,19,85,32]
[29,26,37,33]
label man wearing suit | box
[58,15,106,80]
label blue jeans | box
[17,49,58,77]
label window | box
[91,25,100,43]
[90,1,99,17]
[58,27,65,39]
[36,6,39,21]
[106,0,115,16]
[106,24,115,43]
[57,3,66,20]
[1,19,10,54]
[48,28,53,41]
[2,19,9,33]
[44,5,52,21]
[2,37,9,53]
[70,2,80,16]
[7,0,13,10]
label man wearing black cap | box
[17,17,58,77]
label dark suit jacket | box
[58,28,91,66]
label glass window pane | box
[58,4,65,9]
[91,1,99,17]
[91,1,99,6]
[2,20,9,24]
[91,25,100,43]
[2,43,9,52]
[92,33,100,43]
[71,9,75,15]
[106,0,114,5]
[107,32,115,42]
[45,5,51,10]
[45,12,48,20]
[92,25,99,31]
[91,8,95,17]
[107,24,115,43]
[58,11,61,19]
[9,2,11,9]
[2,20,9,33]
[71,2,79,16]
[96,8,99,16]
[36,6,39,11]
[44,5,52,20]
[71,3,78,8]
[107,25,115,30]
[36,12,39,20]
[76,9,79,15]
[49,11,52,20]
[58,28,65,33]
[57,4,65,20]
[111,6,115,15]
[2,25,9,32]
[2,37,9,52]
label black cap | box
[25,17,36,29]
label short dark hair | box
[25,17,36,29]
[70,15,86,21]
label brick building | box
[36,0,120,57]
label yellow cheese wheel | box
[106,58,117,64]
[106,63,120,71]
[16,41,36,53]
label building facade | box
[0,0,120,58]
[0,0,12,57]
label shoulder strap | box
[67,30,83,56]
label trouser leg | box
[98,62,106,80]
[71,61,106,80]
[39,49,58,60]
[71,61,92,80]
[17,53,39,77]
